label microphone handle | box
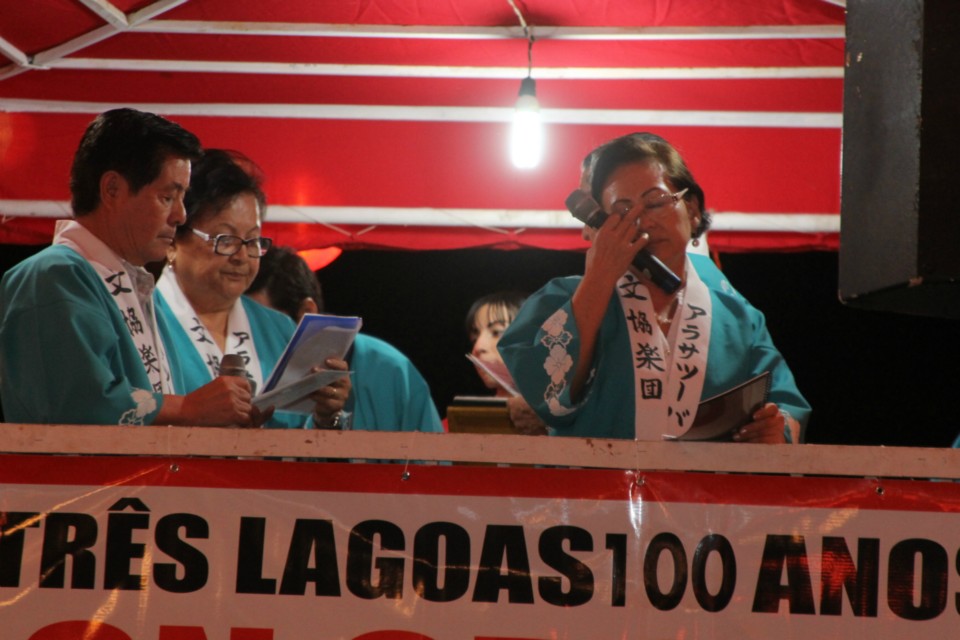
[632,250,682,294]
[565,189,682,294]
[218,354,257,396]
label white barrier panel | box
[2,453,960,639]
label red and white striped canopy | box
[0,0,845,252]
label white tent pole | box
[76,0,129,29]
[0,0,190,81]
[138,21,844,41]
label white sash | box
[617,256,712,440]
[53,220,173,398]
[156,265,264,392]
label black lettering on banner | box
[236,517,277,594]
[109,497,149,513]
[887,538,947,621]
[634,343,665,372]
[104,511,149,590]
[40,512,98,589]
[280,519,341,596]
[191,317,214,345]
[106,271,132,296]
[691,534,736,612]
[640,379,662,400]
[347,520,404,600]
[472,525,534,604]
[606,533,627,607]
[122,307,144,335]
[752,534,815,614]
[412,521,471,602]
[684,304,707,321]
[956,547,960,615]
[0,512,39,587]
[819,537,879,617]
[676,341,700,360]
[538,526,594,607]
[153,513,210,593]
[619,277,647,301]
[139,344,160,376]
[643,532,687,611]
[626,308,653,335]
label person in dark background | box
[499,133,810,442]
[246,245,444,433]
[464,291,547,435]
[0,108,255,427]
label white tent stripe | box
[0,200,840,233]
[50,57,843,80]
[0,99,841,128]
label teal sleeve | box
[348,335,444,432]
[706,289,811,443]
[0,256,162,425]
[498,277,595,432]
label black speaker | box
[839,0,960,317]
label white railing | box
[0,423,955,480]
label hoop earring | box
[691,237,700,247]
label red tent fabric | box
[0,0,845,252]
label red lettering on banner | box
[29,621,131,640]
[28,624,274,640]
[353,633,433,640]
[159,627,214,640]
[230,630,274,640]
[158,627,274,639]
[352,635,544,640]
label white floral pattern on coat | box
[539,309,576,416]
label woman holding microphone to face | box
[498,133,810,443]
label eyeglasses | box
[185,227,272,258]
[610,187,690,220]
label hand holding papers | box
[253,314,361,414]
[465,353,520,397]
[663,371,771,442]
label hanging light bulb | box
[506,0,542,169]
[511,76,543,169]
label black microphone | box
[565,189,682,294]
[218,353,256,396]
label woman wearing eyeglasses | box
[498,133,810,443]
[154,149,350,429]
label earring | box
[692,237,701,247]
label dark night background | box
[2,244,958,447]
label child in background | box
[465,292,547,435]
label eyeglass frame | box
[183,226,272,258]
[609,187,690,220]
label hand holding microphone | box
[218,353,255,396]
[565,189,681,294]
[216,353,273,427]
